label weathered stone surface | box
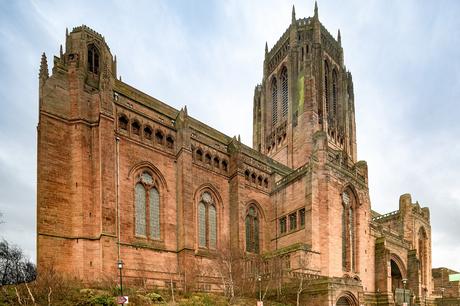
[37,9,436,306]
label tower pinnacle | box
[314,1,318,19]
[265,41,268,55]
[39,52,49,80]
[338,29,342,45]
[292,5,296,24]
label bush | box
[89,294,116,306]
[146,291,165,303]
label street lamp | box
[118,260,124,297]
[441,287,445,306]
[402,278,408,305]
[257,275,262,301]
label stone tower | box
[37,25,118,279]
[253,3,356,169]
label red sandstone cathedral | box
[37,3,434,305]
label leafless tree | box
[293,251,317,306]
[0,239,36,285]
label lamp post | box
[441,287,445,306]
[402,278,408,305]
[257,275,262,302]
[118,260,124,297]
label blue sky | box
[0,0,459,272]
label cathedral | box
[37,3,434,305]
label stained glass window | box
[141,172,153,185]
[135,171,161,240]
[198,202,206,247]
[150,187,160,240]
[135,183,146,236]
[209,205,216,249]
[198,192,218,249]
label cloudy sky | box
[0,0,459,272]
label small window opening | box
[263,178,268,188]
[213,157,220,168]
[289,212,297,231]
[299,208,305,227]
[280,216,287,234]
[118,115,128,130]
[205,153,212,164]
[257,176,263,186]
[245,170,250,180]
[222,160,228,172]
[166,136,174,148]
[251,173,256,183]
[155,130,164,144]
[131,121,140,135]
[196,149,203,161]
[144,126,152,140]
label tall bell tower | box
[253,2,357,169]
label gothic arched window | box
[271,77,278,126]
[87,44,100,74]
[118,114,128,130]
[281,67,288,118]
[332,69,338,119]
[324,61,330,116]
[342,189,356,271]
[135,171,161,239]
[131,120,140,135]
[245,205,260,253]
[198,191,217,249]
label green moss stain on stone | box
[298,75,304,112]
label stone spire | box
[337,29,342,45]
[39,52,49,80]
[265,41,268,55]
[292,5,296,24]
[314,1,318,19]
[60,44,63,58]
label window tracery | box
[197,191,217,249]
[134,171,161,240]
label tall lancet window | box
[332,69,338,120]
[198,191,217,249]
[324,61,330,116]
[342,189,356,271]
[87,44,100,74]
[271,77,278,126]
[281,67,288,118]
[245,205,260,253]
[135,171,161,239]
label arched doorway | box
[336,294,357,306]
[337,297,351,306]
[391,259,403,292]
